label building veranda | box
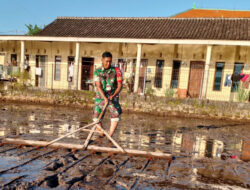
[0,16,249,102]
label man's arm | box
[96,81,108,104]
[109,67,123,100]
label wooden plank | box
[3,138,171,159]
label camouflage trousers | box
[93,97,122,122]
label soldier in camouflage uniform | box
[93,52,122,137]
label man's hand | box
[108,96,113,101]
[104,97,109,104]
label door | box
[138,59,148,94]
[231,63,244,92]
[81,57,94,90]
[187,61,205,98]
[39,56,46,87]
[67,56,75,86]
[35,55,46,88]
[11,54,17,66]
[0,53,5,78]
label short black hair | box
[102,51,112,58]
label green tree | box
[25,24,44,35]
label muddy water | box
[0,102,249,189]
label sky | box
[0,0,249,35]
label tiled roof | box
[173,9,250,18]
[36,17,250,41]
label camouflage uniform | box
[93,66,122,122]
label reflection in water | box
[0,103,249,162]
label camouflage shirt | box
[94,66,122,99]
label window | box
[154,60,164,88]
[170,61,181,88]
[213,62,224,91]
[54,56,61,81]
[232,63,244,92]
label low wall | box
[0,86,249,122]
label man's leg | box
[109,121,119,137]
[109,99,121,137]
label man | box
[93,52,122,137]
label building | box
[173,8,250,18]
[0,11,250,101]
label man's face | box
[102,57,112,69]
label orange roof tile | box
[173,9,250,18]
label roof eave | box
[0,35,250,46]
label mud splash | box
[0,102,249,189]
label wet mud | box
[0,102,249,189]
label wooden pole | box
[3,138,171,159]
[83,125,96,149]
[45,121,98,147]
[44,101,109,147]
[98,127,125,153]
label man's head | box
[102,52,112,69]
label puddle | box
[0,102,249,189]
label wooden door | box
[187,61,205,98]
[35,55,47,87]
[81,57,94,90]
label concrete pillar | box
[133,44,142,93]
[75,42,80,90]
[201,45,212,98]
[20,40,25,73]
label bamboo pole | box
[98,127,125,152]
[45,121,98,147]
[44,102,109,147]
[83,125,96,149]
[3,138,171,159]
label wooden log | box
[3,138,171,159]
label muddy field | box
[0,102,249,189]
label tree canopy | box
[25,24,44,36]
